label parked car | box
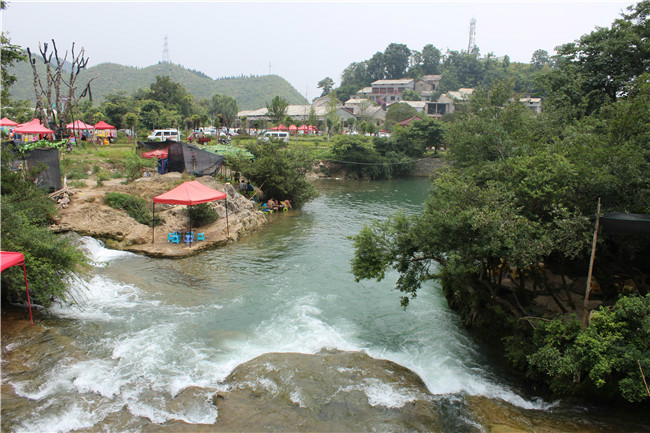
[147,129,182,141]
[260,131,290,143]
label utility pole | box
[582,198,602,330]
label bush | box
[1,157,89,307]
[104,192,162,226]
[525,295,650,403]
[187,202,219,227]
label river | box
[1,178,647,432]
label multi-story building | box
[369,79,415,105]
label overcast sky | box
[2,1,632,103]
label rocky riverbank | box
[50,172,268,258]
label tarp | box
[142,148,169,159]
[0,251,34,325]
[1,251,25,271]
[153,180,226,205]
[597,213,650,233]
[1,117,18,126]
[138,141,224,177]
[14,119,54,134]
[94,121,115,130]
[66,120,93,130]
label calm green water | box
[2,178,647,432]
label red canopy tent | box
[94,121,115,130]
[289,125,297,134]
[142,148,169,159]
[13,119,54,134]
[152,180,228,245]
[277,124,288,131]
[0,251,34,325]
[1,117,18,126]
[66,120,93,130]
[298,125,309,132]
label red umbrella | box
[1,117,18,126]
[277,124,288,131]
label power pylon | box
[162,35,170,63]
[468,18,476,54]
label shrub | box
[104,192,162,226]
[187,202,219,227]
[1,155,89,307]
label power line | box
[319,156,438,166]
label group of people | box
[263,198,292,213]
[237,178,292,213]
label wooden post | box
[582,198,601,330]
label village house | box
[368,79,415,105]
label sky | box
[2,1,632,103]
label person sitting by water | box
[280,199,292,210]
[267,198,279,212]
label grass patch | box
[104,192,163,226]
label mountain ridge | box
[8,60,308,111]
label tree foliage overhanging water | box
[351,2,650,404]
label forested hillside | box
[8,60,306,110]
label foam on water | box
[78,236,135,267]
[340,378,426,409]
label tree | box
[317,77,335,96]
[148,75,193,117]
[306,105,318,127]
[26,40,94,129]
[124,112,138,143]
[401,89,421,101]
[240,141,317,208]
[265,95,289,124]
[421,44,441,75]
[383,43,411,79]
[384,102,418,130]
[1,150,89,307]
[210,94,238,128]
[551,1,650,114]
[530,49,551,69]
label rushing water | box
[2,179,648,432]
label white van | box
[147,129,182,142]
[261,131,290,143]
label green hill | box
[8,60,307,110]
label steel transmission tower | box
[162,35,171,63]
[467,18,476,54]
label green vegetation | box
[520,295,650,402]
[239,140,317,208]
[351,2,650,403]
[187,202,219,227]
[104,192,163,226]
[0,149,89,307]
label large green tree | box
[265,95,289,124]
[383,43,411,79]
[210,94,238,128]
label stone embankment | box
[410,156,448,177]
[51,173,268,258]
